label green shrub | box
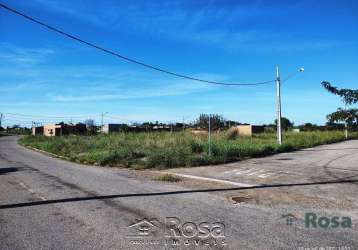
[153,174,182,182]
[225,128,239,140]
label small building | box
[189,129,208,135]
[43,123,87,137]
[73,123,87,134]
[236,125,264,136]
[102,124,123,134]
[32,126,44,135]
[43,124,62,136]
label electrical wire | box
[4,112,99,119]
[0,3,276,86]
[281,70,303,83]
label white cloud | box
[47,77,217,102]
[0,44,56,65]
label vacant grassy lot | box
[19,131,358,169]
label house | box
[236,125,264,136]
[73,123,87,134]
[32,126,43,135]
[43,123,87,137]
[101,124,123,134]
[43,124,63,136]
[189,129,208,135]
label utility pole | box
[276,65,282,145]
[208,114,211,157]
[344,104,348,139]
[101,113,104,133]
[182,116,185,132]
[101,112,108,133]
[0,113,3,128]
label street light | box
[276,66,305,145]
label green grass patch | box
[153,174,182,182]
[19,131,358,169]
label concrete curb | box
[20,144,71,161]
[19,143,107,168]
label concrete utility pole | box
[344,104,348,139]
[101,112,108,133]
[208,114,211,157]
[182,116,185,132]
[276,65,282,145]
[101,113,104,132]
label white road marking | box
[246,170,266,176]
[222,167,281,179]
[233,169,253,175]
[223,169,237,174]
[258,173,275,178]
[17,181,47,201]
[164,172,253,187]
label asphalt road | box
[0,136,357,250]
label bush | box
[153,174,182,182]
[225,127,239,140]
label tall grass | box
[19,131,358,169]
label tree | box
[322,82,358,129]
[327,108,358,127]
[298,123,320,131]
[196,114,225,130]
[322,82,358,105]
[225,120,240,128]
[274,117,294,131]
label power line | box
[281,68,304,83]
[0,3,276,86]
[4,112,98,119]
[3,112,161,124]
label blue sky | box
[0,0,357,127]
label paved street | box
[1,136,358,250]
[167,139,358,186]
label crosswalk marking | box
[223,168,279,179]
